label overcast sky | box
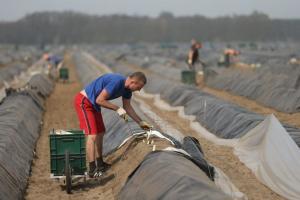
[1,0,300,21]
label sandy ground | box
[24,53,173,199]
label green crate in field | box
[49,130,86,176]
[50,154,86,176]
[59,67,69,80]
[50,130,85,155]
[181,70,196,85]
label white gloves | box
[117,108,153,130]
[139,121,153,130]
[117,107,129,121]
[188,59,193,65]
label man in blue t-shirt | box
[74,71,152,178]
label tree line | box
[0,11,299,44]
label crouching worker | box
[223,48,240,68]
[42,53,63,79]
[74,72,152,178]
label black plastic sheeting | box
[108,61,300,147]
[0,63,27,84]
[182,136,214,181]
[102,107,142,156]
[0,74,53,200]
[0,47,39,66]
[205,64,300,113]
[118,151,231,200]
[27,74,54,98]
[102,105,181,155]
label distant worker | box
[74,72,152,178]
[43,53,64,79]
[43,53,63,70]
[186,39,206,71]
[223,48,240,67]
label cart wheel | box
[65,151,72,194]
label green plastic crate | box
[59,67,69,80]
[49,130,86,176]
[181,70,196,85]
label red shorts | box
[74,93,105,135]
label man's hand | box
[188,58,193,65]
[117,107,129,122]
[139,121,153,130]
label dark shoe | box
[88,167,103,178]
[98,162,111,173]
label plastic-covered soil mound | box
[0,63,27,86]
[0,74,53,200]
[119,151,231,200]
[205,64,300,113]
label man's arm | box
[95,89,119,111]
[122,97,142,123]
[188,50,194,65]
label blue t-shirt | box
[85,73,132,111]
[48,55,62,66]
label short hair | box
[129,71,147,84]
